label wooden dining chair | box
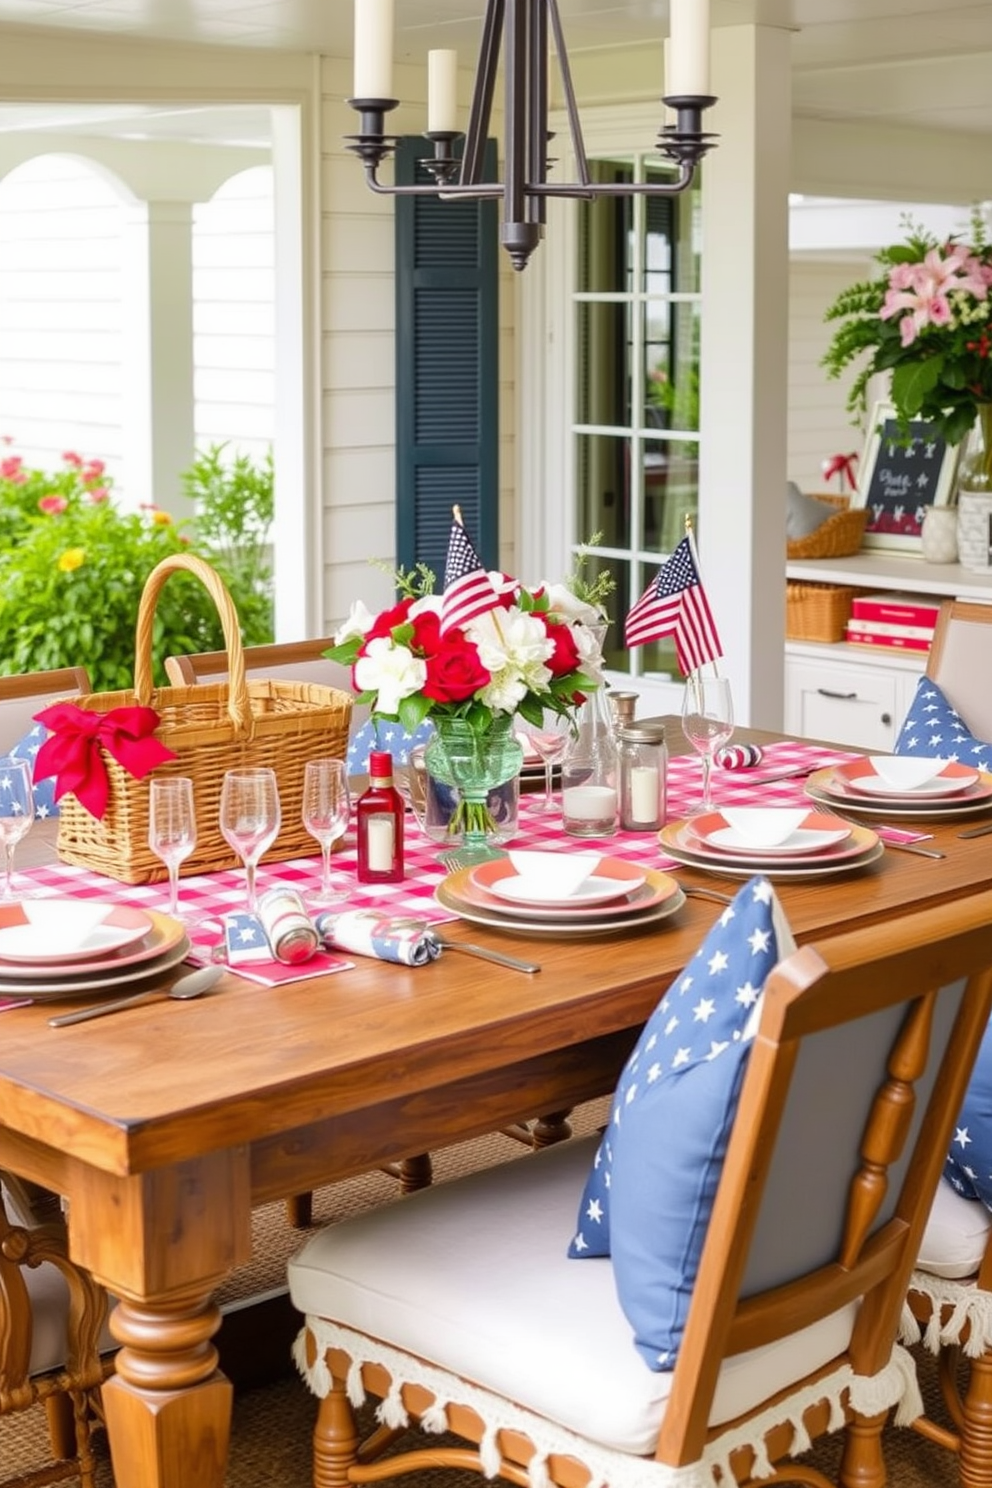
[287,886,992,1488]
[0,1170,113,1488]
[0,666,91,755]
[924,599,992,741]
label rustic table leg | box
[64,1149,252,1488]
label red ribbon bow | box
[33,701,177,820]
[821,452,859,492]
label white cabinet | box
[784,644,923,752]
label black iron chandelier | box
[347,0,718,272]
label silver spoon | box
[48,964,226,1027]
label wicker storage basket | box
[56,553,353,884]
[787,494,869,560]
[785,582,862,644]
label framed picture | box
[851,401,961,553]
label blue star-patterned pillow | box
[346,718,436,775]
[7,723,59,817]
[568,876,795,1371]
[893,677,992,767]
[946,1017,992,1211]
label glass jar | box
[560,687,619,837]
[618,720,667,831]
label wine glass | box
[681,675,734,814]
[148,776,197,919]
[219,768,281,914]
[0,756,35,900]
[301,759,350,906]
[518,712,573,813]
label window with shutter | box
[394,138,498,586]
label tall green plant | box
[180,443,274,644]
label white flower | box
[540,582,604,627]
[409,593,443,620]
[333,600,376,645]
[468,608,554,714]
[572,622,607,683]
[354,637,428,716]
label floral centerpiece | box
[326,528,607,850]
[822,218,992,483]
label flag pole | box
[683,516,721,683]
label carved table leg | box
[838,1408,887,1488]
[531,1110,573,1147]
[102,1287,231,1488]
[960,1352,992,1488]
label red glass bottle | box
[356,750,404,883]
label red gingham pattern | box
[12,742,862,991]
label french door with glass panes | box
[571,158,701,683]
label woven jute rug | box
[0,1099,959,1486]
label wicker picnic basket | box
[785,581,863,643]
[786,494,869,560]
[55,553,353,883]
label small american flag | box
[624,534,723,674]
[440,520,501,635]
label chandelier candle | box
[353,0,394,99]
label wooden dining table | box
[2,721,992,1488]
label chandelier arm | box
[461,0,504,187]
[528,0,549,224]
[533,166,697,198]
[547,0,590,189]
[362,170,504,199]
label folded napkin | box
[315,910,440,967]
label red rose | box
[366,597,414,641]
[409,608,442,656]
[544,620,580,677]
[423,640,491,703]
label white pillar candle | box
[354,0,395,100]
[428,49,459,133]
[563,785,618,823]
[366,815,395,873]
[662,38,677,125]
[668,0,710,96]
[629,766,659,823]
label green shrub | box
[0,443,276,692]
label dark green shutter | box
[395,137,498,585]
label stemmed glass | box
[519,712,573,814]
[302,759,350,906]
[148,776,197,919]
[0,756,35,900]
[219,768,281,915]
[681,675,734,814]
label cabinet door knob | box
[881,712,892,726]
[816,688,858,701]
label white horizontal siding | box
[788,257,875,494]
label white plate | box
[436,880,686,938]
[0,901,153,965]
[848,770,979,799]
[486,871,645,909]
[705,825,852,856]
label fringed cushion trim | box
[292,1320,921,1488]
[903,1270,992,1359]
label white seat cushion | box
[916,1176,992,1280]
[289,1136,857,1456]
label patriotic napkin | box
[315,910,440,967]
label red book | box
[843,618,935,641]
[844,626,932,654]
[850,592,941,627]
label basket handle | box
[133,553,254,732]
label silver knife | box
[958,821,992,839]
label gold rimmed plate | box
[0,908,186,981]
[660,818,884,880]
[436,868,685,936]
[806,766,992,820]
[0,935,192,1001]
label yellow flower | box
[58,547,85,573]
[151,509,172,526]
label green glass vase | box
[424,715,524,865]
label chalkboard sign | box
[856,401,960,553]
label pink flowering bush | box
[0,443,111,546]
[822,217,992,449]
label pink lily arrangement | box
[822,216,992,450]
